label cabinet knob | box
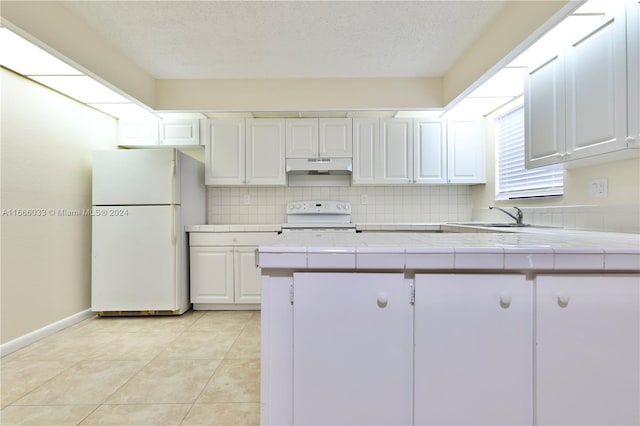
[557,294,570,308]
[377,293,388,308]
[499,294,512,309]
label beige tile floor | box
[1,310,261,425]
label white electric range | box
[281,200,356,232]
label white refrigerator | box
[91,148,205,315]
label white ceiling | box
[60,1,508,80]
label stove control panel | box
[286,200,351,215]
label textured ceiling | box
[60,0,508,80]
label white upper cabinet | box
[206,119,245,185]
[120,119,201,147]
[206,119,286,186]
[285,119,318,158]
[628,0,640,147]
[526,2,634,168]
[353,118,413,185]
[414,119,447,184]
[160,119,200,146]
[118,120,160,146]
[564,5,628,160]
[446,118,486,184]
[380,118,414,184]
[352,118,380,184]
[245,119,286,185]
[286,118,352,158]
[318,118,352,157]
[525,55,566,168]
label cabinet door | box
[380,118,413,184]
[565,6,628,160]
[206,119,245,185]
[414,274,533,426]
[352,118,380,184]
[628,0,640,147]
[318,118,352,157]
[189,247,234,304]
[160,119,200,145]
[536,275,640,426]
[234,247,261,304]
[525,55,566,168]
[245,119,286,185]
[446,118,486,183]
[292,273,413,425]
[285,119,318,158]
[414,118,447,184]
[118,121,160,146]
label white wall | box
[1,68,118,344]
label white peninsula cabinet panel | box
[206,119,245,185]
[292,272,413,425]
[446,118,485,183]
[414,274,533,426]
[536,275,640,426]
[628,0,640,146]
[245,119,286,185]
[414,118,447,184]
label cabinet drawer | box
[189,232,278,246]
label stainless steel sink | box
[450,222,531,228]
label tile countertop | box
[257,229,640,272]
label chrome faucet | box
[489,206,524,225]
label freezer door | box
[92,149,179,205]
[92,205,179,312]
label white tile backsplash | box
[207,185,473,224]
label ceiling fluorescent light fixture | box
[0,28,82,76]
[30,75,130,104]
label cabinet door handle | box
[499,294,512,309]
[377,293,388,308]
[557,294,570,308]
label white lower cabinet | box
[536,275,640,426]
[189,232,277,308]
[414,274,533,426]
[292,272,413,425]
[190,247,234,304]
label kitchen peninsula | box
[257,229,640,426]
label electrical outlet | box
[589,178,608,198]
[243,194,251,205]
[361,194,368,205]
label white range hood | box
[286,157,352,174]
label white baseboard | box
[1,309,95,357]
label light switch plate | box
[589,178,608,198]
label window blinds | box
[495,104,563,200]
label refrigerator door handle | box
[170,205,176,247]
[169,160,176,205]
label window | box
[495,103,563,200]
